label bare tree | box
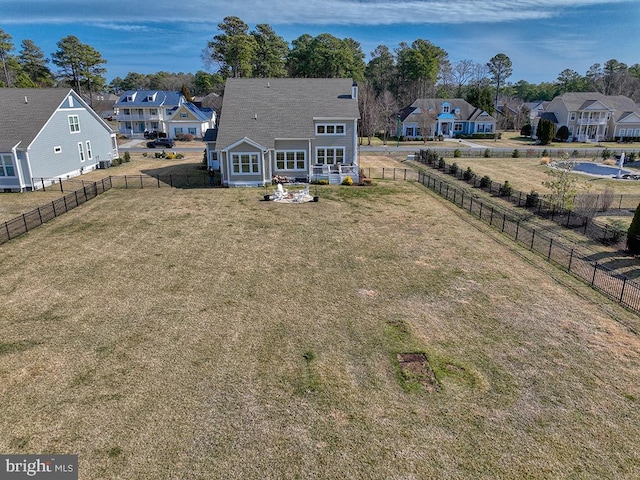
[451,59,477,96]
[377,90,398,145]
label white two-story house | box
[541,92,640,142]
[207,78,360,187]
[115,90,215,139]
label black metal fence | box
[408,146,640,160]
[361,165,640,315]
[410,149,631,247]
[0,178,112,245]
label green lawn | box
[1,181,640,478]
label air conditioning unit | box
[98,160,111,169]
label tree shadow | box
[139,162,221,188]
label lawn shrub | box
[449,162,459,175]
[484,148,491,158]
[342,175,354,186]
[512,149,520,158]
[526,190,540,207]
[542,149,549,157]
[454,148,462,158]
[500,180,513,197]
[627,203,640,253]
[123,151,131,163]
[438,157,446,169]
[463,167,474,181]
[602,148,611,160]
[479,175,492,189]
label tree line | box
[2,18,639,128]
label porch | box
[309,164,360,184]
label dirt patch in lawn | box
[397,352,439,392]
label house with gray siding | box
[540,92,640,142]
[0,88,118,192]
[208,78,360,187]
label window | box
[316,147,344,165]
[570,112,576,121]
[68,115,80,133]
[619,129,626,137]
[442,104,450,113]
[78,142,85,162]
[276,151,306,170]
[174,127,183,135]
[635,129,640,137]
[188,128,197,135]
[54,146,62,154]
[150,109,157,115]
[86,141,93,160]
[232,153,260,174]
[316,123,346,136]
[0,154,15,176]
[180,112,189,118]
[454,123,463,132]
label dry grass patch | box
[1,182,640,478]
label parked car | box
[143,130,159,139]
[147,138,175,148]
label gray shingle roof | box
[0,88,72,151]
[559,92,640,121]
[402,98,495,123]
[216,78,360,150]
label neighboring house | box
[114,90,215,139]
[523,100,549,125]
[207,78,360,187]
[0,88,119,192]
[399,99,496,139]
[167,102,215,139]
[540,92,640,142]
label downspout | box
[11,143,28,191]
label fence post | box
[52,201,57,217]
[157,175,160,188]
[125,176,129,189]
[4,221,9,240]
[393,169,396,181]
[568,249,574,272]
[502,214,506,232]
[490,207,494,226]
[382,168,385,179]
[469,197,473,212]
[63,196,68,212]
[591,263,598,285]
[41,178,46,191]
[140,175,144,188]
[518,192,522,206]
[548,238,553,260]
[620,277,627,303]
[37,207,43,225]
[515,220,520,241]
[404,169,407,181]
[530,229,535,250]
[22,214,28,232]
[59,178,64,193]
[479,202,483,219]
[566,210,571,227]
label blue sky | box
[1,0,638,85]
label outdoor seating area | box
[267,183,315,203]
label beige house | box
[540,92,640,142]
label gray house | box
[0,88,118,191]
[207,78,360,187]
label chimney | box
[351,81,358,100]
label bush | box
[542,149,549,157]
[342,175,353,186]
[484,148,491,158]
[627,203,640,253]
[111,157,122,166]
[628,152,637,162]
[601,148,611,160]
[463,166,474,181]
[499,181,513,197]
[520,124,532,136]
[449,162,459,175]
[572,150,580,158]
[123,151,131,163]
[479,175,492,188]
[525,190,540,207]
[438,157,446,169]
[556,125,570,142]
[453,148,462,158]
[512,149,520,158]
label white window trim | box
[315,146,345,165]
[78,142,85,162]
[231,152,261,175]
[275,150,306,171]
[0,154,16,177]
[68,115,80,133]
[54,146,62,154]
[316,123,346,136]
[86,141,93,161]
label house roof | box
[557,92,640,122]
[0,88,74,151]
[115,90,183,107]
[539,112,559,123]
[216,78,360,150]
[400,98,495,123]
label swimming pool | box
[563,162,632,177]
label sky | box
[1,0,639,86]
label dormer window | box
[146,93,156,102]
[442,103,450,113]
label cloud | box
[1,0,629,27]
